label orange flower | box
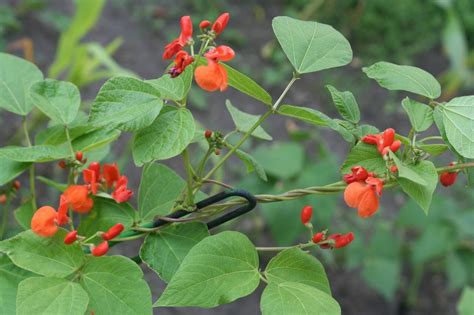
[344,177,383,218]
[211,13,230,35]
[31,206,58,237]
[362,128,402,156]
[83,168,98,195]
[163,16,193,60]
[168,50,194,78]
[63,185,94,214]
[195,45,235,92]
[103,163,120,188]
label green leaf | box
[457,286,474,315]
[265,248,331,294]
[389,152,427,185]
[71,127,121,152]
[326,85,360,123]
[260,282,341,315]
[418,144,448,156]
[223,63,272,106]
[48,0,106,77]
[0,157,31,185]
[0,254,34,315]
[253,142,305,180]
[156,231,260,307]
[0,229,85,277]
[226,100,272,140]
[79,256,152,315]
[397,160,438,214]
[36,176,67,192]
[341,142,386,176]
[272,16,352,74]
[89,77,163,131]
[132,106,195,166]
[0,145,69,162]
[441,96,474,158]
[0,53,44,115]
[140,222,209,282]
[78,197,136,238]
[147,66,193,101]
[363,61,441,99]
[138,163,185,221]
[401,97,434,132]
[14,200,35,230]
[278,104,354,142]
[196,59,272,106]
[235,149,268,181]
[16,277,89,315]
[30,79,80,125]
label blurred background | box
[0,0,473,314]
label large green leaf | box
[0,145,69,162]
[272,16,352,74]
[223,63,272,106]
[132,107,195,165]
[265,248,331,294]
[16,277,89,315]
[78,197,136,238]
[326,85,360,123]
[340,142,386,176]
[0,255,34,315]
[30,79,80,125]
[140,222,209,282]
[0,157,31,185]
[363,62,441,99]
[147,66,193,101]
[226,100,272,140]
[0,53,44,115]
[397,160,438,214]
[79,256,152,315]
[260,282,341,315]
[48,0,106,77]
[0,229,85,278]
[156,231,260,307]
[441,96,474,158]
[14,200,35,230]
[401,97,434,132]
[89,77,163,131]
[278,104,354,142]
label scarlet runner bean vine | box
[0,10,473,315]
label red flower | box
[83,169,98,195]
[163,16,193,60]
[88,162,102,181]
[103,163,120,188]
[91,241,109,257]
[343,166,369,184]
[320,233,355,249]
[111,176,133,203]
[344,176,383,218]
[63,185,94,214]
[212,13,230,35]
[31,206,59,237]
[195,45,235,92]
[362,128,402,156]
[300,205,313,225]
[168,50,194,78]
[312,232,325,244]
[56,195,69,225]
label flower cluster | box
[64,223,124,256]
[299,205,355,249]
[343,166,384,218]
[162,13,234,92]
[31,161,132,239]
[362,128,401,156]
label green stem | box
[419,136,443,143]
[182,149,195,205]
[64,126,76,158]
[0,194,11,240]
[22,116,37,210]
[436,162,474,173]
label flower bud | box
[13,180,21,190]
[91,241,109,257]
[205,129,213,139]
[0,194,7,204]
[440,171,457,187]
[102,223,125,241]
[64,230,78,244]
[312,232,325,243]
[300,205,313,225]
[390,165,398,173]
[199,20,211,29]
[215,148,221,155]
[75,151,83,162]
[58,160,67,169]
